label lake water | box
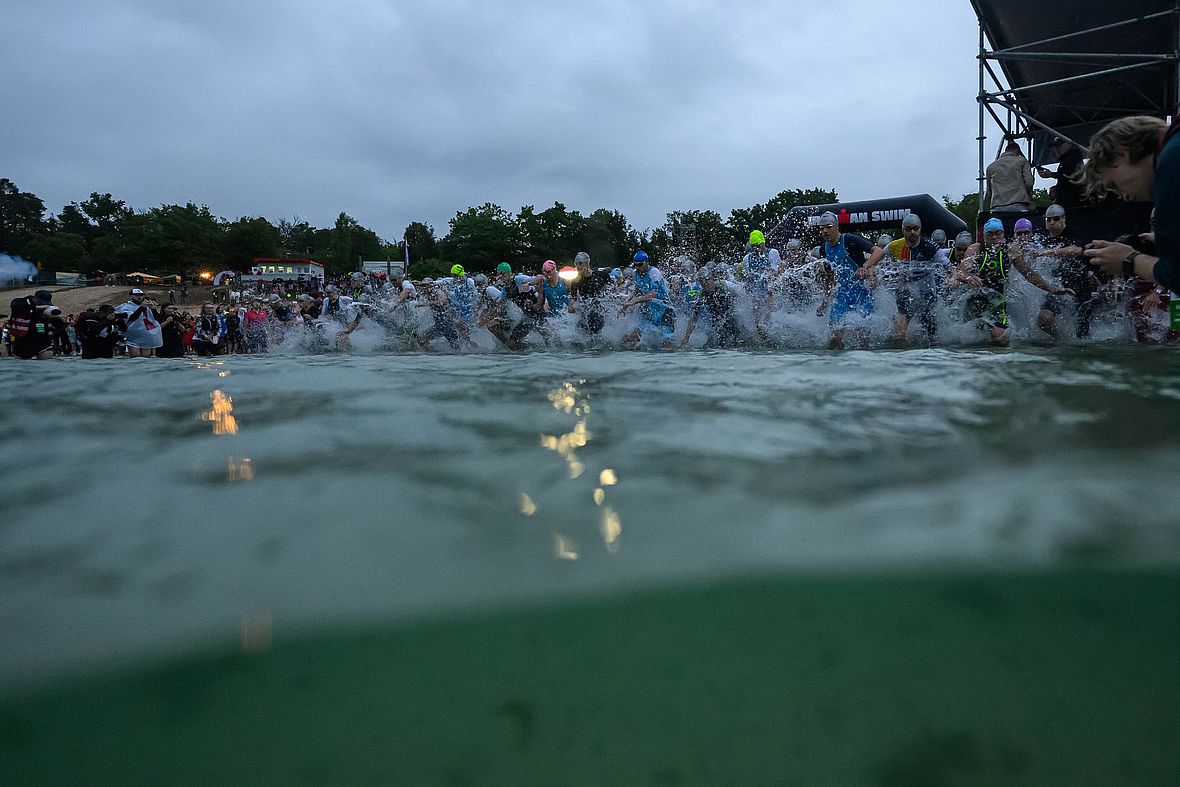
[2,348,1178,784]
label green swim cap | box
[749,230,766,245]
[450,264,465,276]
[496,262,511,274]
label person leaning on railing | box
[1081,115,1179,294]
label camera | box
[42,306,62,318]
[1115,233,1156,255]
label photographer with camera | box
[78,305,126,359]
[114,288,164,358]
[7,290,59,360]
[157,304,192,358]
[1081,116,1179,297]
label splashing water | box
[254,252,1145,356]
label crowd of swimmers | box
[3,204,1173,359]
[5,112,1177,358]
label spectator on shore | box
[157,304,190,358]
[78,305,124,359]
[115,288,163,358]
[985,139,1035,212]
[1037,136,1085,207]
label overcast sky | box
[3,1,987,239]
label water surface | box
[2,348,1178,783]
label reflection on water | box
[227,456,254,482]
[529,381,624,558]
[200,390,238,435]
[554,534,579,561]
[539,422,591,479]
[601,506,622,554]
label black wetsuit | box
[223,313,243,345]
[570,269,612,334]
[507,281,550,346]
[966,247,1009,327]
[891,237,946,338]
[78,312,123,358]
[691,285,741,345]
[420,291,460,349]
[158,317,187,357]
[1039,234,1095,336]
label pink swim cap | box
[542,260,557,273]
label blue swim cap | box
[610,268,622,279]
[983,218,1004,233]
[632,251,649,264]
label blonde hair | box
[1077,115,1167,198]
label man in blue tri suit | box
[620,251,675,347]
[814,211,885,348]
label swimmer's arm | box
[815,266,834,316]
[1011,252,1069,294]
[623,291,657,306]
[861,245,886,271]
[946,253,976,286]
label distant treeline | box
[2,177,874,278]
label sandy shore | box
[3,284,216,317]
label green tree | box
[53,194,134,272]
[943,193,980,228]
[277,217,317,256]
[518,201,586,265]
[0,178,47,257]
[409,257,454,279]
[323,213,387,272]
[328,212,357,272]
[403,221,437,264]
[78,193,131,232]
[25,232,88,272]
[117,203,223,275]
[727,187,839,248]
[438,203,523,272]
[223,216,280,270]
[56,203,100,242]
[659,209,730,264]
[582,208,640,268]
[348,222,386,264]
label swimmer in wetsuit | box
[948,217,1072,345]
[814,211,885,349]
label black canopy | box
[972,1,1179,164]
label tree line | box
[1,178,1001,280]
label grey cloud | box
[2,0,982,240]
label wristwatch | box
[1124,251,1141,277]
